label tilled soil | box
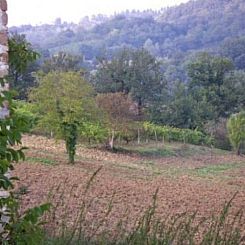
[13,135,245,237]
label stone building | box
[0,0,8,77]
[0,0,8,119]
[0,1,8,235]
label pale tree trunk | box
[146,136,149,143]
[236,146,241,156]
[137,128,141,145]
[109,130,115,150]
[0,83,9,119]
[154,130,158,143]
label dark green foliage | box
[8,33,40,100]
[0,34,50,242]
[10,0,245,66]
[14,100,38,133]
[0,79,50,243]
[41,52,83,73]
[92,50,244,142]
[8,34,39,77]
[62,122,78,164]
[129,49,165,115]
[222,70,245,115]
[187,53,233,89]
[93,49,165,116]
[8,203,51,245]
[187,52,234,119]
[0,87,26,190]
[221,36,245,69]
[92,49,132,94]
[149,82,198,129]
[150,52,245,130]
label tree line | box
[10,0,245,70]
[8,34,245,163]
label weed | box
[42,171,244,245]
[15,185,29,196]
[26,157,56,166]
[191,163,244,177]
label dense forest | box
[10,0,245,64]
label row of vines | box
[143,122,214,146]
[14,101,214,147]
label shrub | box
[14,100,38,133]
[79,121,108,144]
[204,118,231,150]
[227,111,245,155]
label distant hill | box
[10,0,245,64]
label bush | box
[79,121,108,144]
[204,118,231,150]
[14,100,38,133]
[227,111,245,155]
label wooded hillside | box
[10,0,245,64]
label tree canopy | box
[8,33,40,99]
[29,71,98,163]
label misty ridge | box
[10,0,245,68]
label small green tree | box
[29,71,98,163]
[227,111,245,155]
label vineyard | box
[143,122,213,146]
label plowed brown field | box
[13,135,245,236]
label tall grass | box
[42,170,244,245]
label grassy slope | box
[22,137,244,181]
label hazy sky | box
[8,0,189,27]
